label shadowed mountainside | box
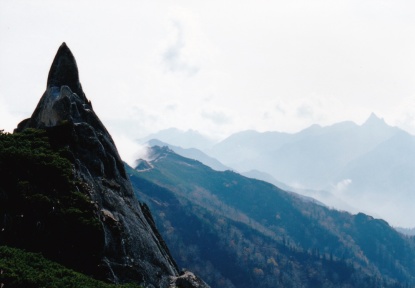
[127,146,415,288]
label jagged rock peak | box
[15,43,180,284]
[16,43,91,130]
[47,42,84,98]
[362,112,386,127]
[14,43,210,288]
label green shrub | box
[0,128,102,275]
[0,245,141,288]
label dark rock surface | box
[47,42,85,99]
[15,43,208,287]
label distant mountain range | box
[139,128,215,151]
[127,146,415,288]
[141,114,415,227]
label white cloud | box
[384,95,415,135]
[201,110,231,125]
[0,97,23,133]
[1,0,415,141]
[332,179,353,195]
[162,21,200,76]
[296,104,315,120]
[111,133,149,168]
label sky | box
[1,0,415,152]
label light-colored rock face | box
[35,86,75,127]
[16,43,181,287]
[170,271,210,288]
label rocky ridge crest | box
[16,43,208,288]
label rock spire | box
[14,43,209,288]
[47,42,85,99]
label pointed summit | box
[362,113,386,127]
[14,43,188,287]
[16,43,91,130]
[47,42,83,97]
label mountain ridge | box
[202,115,411,226]
[140,115,414,226]
[127,145,415,287]
[146,139,229,171]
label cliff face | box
[14,43,195,287]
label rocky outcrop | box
[170,271,210,288]
[15,43,208,287]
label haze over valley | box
[137,113,415,228]
[2,2,414,229]
[2,1,415,287]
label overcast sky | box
[1,0,415,148]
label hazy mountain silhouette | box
[139,128,215,151]
[204,114,414,227]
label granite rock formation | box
[16,43,208,288]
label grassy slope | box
[0,246,140,288]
